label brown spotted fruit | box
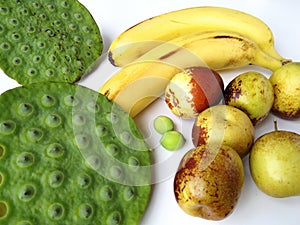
[269,62,300,119]
[192,105,254,158]
[174,144,244,220]
[224,71,274,125]
[165,66,224,119]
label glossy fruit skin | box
[269,62,300,119]
[153,115,174,134]
[160,130,185,151]
[224,71,274,125]
[174,144,244,220]
[249,130,300,197]
[165,67,224,119]
[192,105,254,158]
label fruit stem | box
[273,119,278,131]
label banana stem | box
[254,50,284,71]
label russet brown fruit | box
[174,144,244,220]
[165,66,224,119]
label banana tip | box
[108,51,118,66]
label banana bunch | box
[108,6,290,67]
[100,6,291,117]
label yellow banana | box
[100,62,181,117]
[133,30,284,71]
[109,6,289,67]
[100,30,285,117]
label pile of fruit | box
[99,6,300,221]
[0,2,299,224]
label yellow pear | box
[224,71,274,125]
[250,128,300,197]
[269,62,300,119]
[192,105,254,158]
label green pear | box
[249,128,300,197]
[224,71,274,125]
[174,144,244,220]
[269,62,300,119]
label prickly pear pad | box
[0,0,103,84]
[0,82,151,224]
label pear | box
[269,62,300,119]
[174,144,244,220]
[192,105,254,158]
[224,71,274,125]
[249,126,300,197]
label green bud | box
[153,116,174,134]
[160,131,185,151]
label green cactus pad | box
[0,0,103,84]
[0,82,151,224]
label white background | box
[1,0,300,225]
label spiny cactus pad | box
[0,0,103,84]
[0,82,151,224]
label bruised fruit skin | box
[269,62,300,119]
[165,67,224,119]
[174,144,244,220]
[192,105,254,158]
[224,71,274,125]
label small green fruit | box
[153,115,174,134]
[224,71,274,125]
[269,62,300,119]
[250,129,300,197]
[160,131,185,151]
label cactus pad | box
[0,0,103,84]
[0,82,151,224]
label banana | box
[100,62,181,117]
[108,6,290,67]
[134,30,284,71]
[100,30,285,117]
